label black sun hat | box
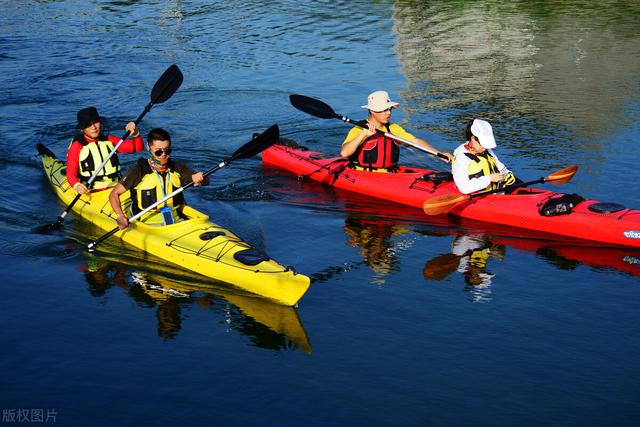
[77,106,102,129]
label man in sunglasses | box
[108,128,208,229]
[67,106,144,195]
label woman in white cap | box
[340,91,452,172]
[451,119,518,194]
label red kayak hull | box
[262,144,640,248]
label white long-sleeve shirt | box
[452,143,511,194]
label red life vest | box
[350,123,399,170]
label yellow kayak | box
[38,144,310,306]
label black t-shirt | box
[120,158,195,190]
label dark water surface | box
[2,1,640,425]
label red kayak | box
[262,143,640,248]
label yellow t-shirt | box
[341,123,415,146]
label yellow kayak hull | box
[40,147,310,306]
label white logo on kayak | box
[623,230,640,239]
[623,256,640,266]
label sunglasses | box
[152,148,172,156]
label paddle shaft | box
[288,94,449,160]
[336,114,449,161]
[423,164,578,216]
[468,176,545,199]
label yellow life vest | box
[464,151,516,192]
[468,248,490,269]
[73,136,121,189]
[131,160,184,215]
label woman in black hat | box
[66,106,144,195]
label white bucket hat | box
[470,119,496,149]
[361,91,400,112]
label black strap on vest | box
[463,152,480,162]
[464,151,500,180]
[130,159,185,215]
[348,123,396,172]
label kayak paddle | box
[36,64,184,234]
[422,252,463,281]
[422,165,579,216]
[289,94,450,161]
[86,123,280,251]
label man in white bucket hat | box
[360,90,400,112]
[340,90,452,173]
[451,119,519,194]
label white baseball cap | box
[470,119,496,149]
[361,91,400,112]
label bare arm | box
[412,137,453,163]
[109,183,129,229]
[340,125,375,158]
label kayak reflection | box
[263,164,640,289]
[423,229,640,302]
[80,247,311,354]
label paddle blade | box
[423,194,470,216]
[229,124,280,162]
[546,165,578,185]
[34,218,63,234]
[150,64,183,105]
[289,94,337,119]
[34,144,64,233]
[423,253,461,281]
[36,143,56,158]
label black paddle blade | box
[230,124,280,162]
[36,143,56,158]
[150,64,183,105]
[34,144,63,233]
[34,218,63,234]
[289,94,337,119]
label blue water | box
[2,1,640,425]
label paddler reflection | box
[423,234,505,303]
[343,210,412,285]
[83,255,195,339]
[81,251,311,353]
